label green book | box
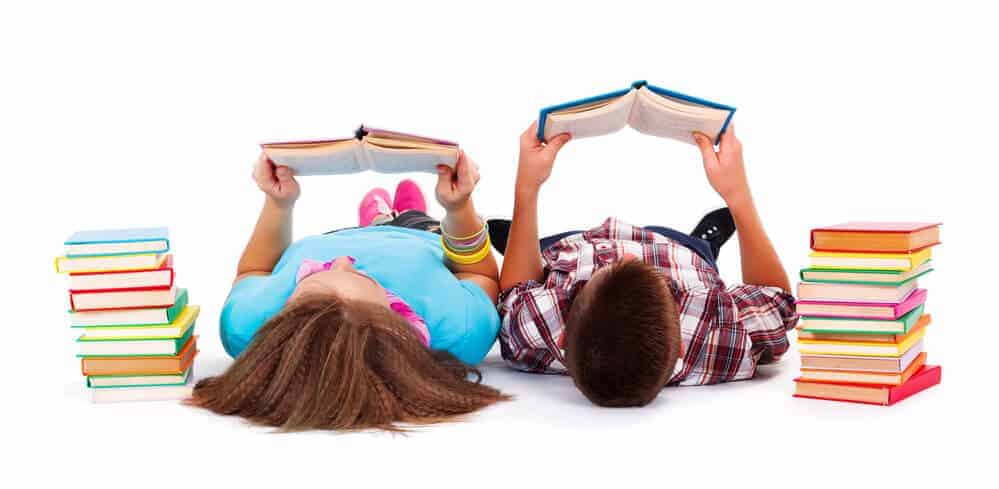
[799,304,925,334]
[799,262,932,286]
[77,326,194,357]
[87,366,193,389]
[70,288,189,328]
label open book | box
[538,80,735,145]
[261,126,459,176]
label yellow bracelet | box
[441,235,492,265]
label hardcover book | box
[70,288,188,327]
[68,256,174,291]
[537,80,735,144]
[262,125,458,176]
[55,252,168,274]
[810,222,941,253]
[69,285,177,312]
[78,305,199,340]
[89,380,193,403]
[800,341,924,373]
[797,279,918,303]
[797,328,926,357]
[64,227,170,257]
[77,327,194,357]
[799,352,926,385]
[799,261,932,285]
[796,289,927,320]
[87,366,192,388]
[80,336,197,376]
[798,309,928,336]
[809,248,932,271]
[793,365,941,405]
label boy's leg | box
[643,225,718,269]
[644,208,735,270]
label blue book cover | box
[537,80,735,144]
[65,227,169,244]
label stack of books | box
[55,228,198,403]
[793,222,943,405]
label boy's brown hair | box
[563,260,681,407]
[188,295,509,431]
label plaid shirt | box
[498,217,797,386]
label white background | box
[3,1,996,487]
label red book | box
[69,285,178,312]
[793,365,941,405]
[68,256,174,292]
[810,222,941,253]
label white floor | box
[6,2,996,487]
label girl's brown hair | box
[188,295,509,431]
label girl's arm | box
[234,154,301,283]
[436,153,501,303]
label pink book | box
[797,289,927,320]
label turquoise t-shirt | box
[220,226,500,365]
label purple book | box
[796,289,927,320]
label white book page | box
[365,144,459,174]
[543,90,636,141]
[262,140,363,175]
[628,87,730,145]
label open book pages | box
[261,127,459,176]
[542,86,731,144]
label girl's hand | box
[252,153,300,208]
[693,125,751,207]
[516,121,571,196]
[435,150,480,212]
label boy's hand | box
[693,125,750,207]
[436,150,480,212]
[516,121,571,196]
[252,153,300,208]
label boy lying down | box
[490,122,796,407]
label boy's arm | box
[499,123,571,291]
[435,152,501,303]
[235,154,301,283]
[693,126,791,292]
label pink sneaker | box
[358,188,393,227]
[392,179,427,215]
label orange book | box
[81,336,197,376]
[794,365,941,405]
[799,352,926,385]
[797,314,930,344]
[810,222,941,253]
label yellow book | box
[55,253,168,274]
[808,248,932,271]
[797,327,926,357]
[78,306,200,340]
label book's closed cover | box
[809,248,933,271]
[799,311,929,338]
[71,288,189,327]
[80,336,197,376]
[65,227,169,245]
[69,285,176,312]
[793,365,941,406]
[797,288,927,320]
[797,327,925,357]
[68,256,175,291]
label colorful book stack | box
[793,222,943,405]
[55,227,199,403]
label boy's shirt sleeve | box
[497,280,572,374]
[725,284,798,365]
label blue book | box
[537,80,735,145]
[64,227,170,257]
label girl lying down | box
[187,151,507,431]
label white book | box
[89,381,194,403]
[77,329,192,356]
[262,125,459,176]
[88,367,192,388]
[55,253,167,274]
[79,305,199,340]
[539,81,735,145]
[70,286,177,311]
[71,306,175,327]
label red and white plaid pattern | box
[498,218,797,386]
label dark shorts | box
[325,210,441,235]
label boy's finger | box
[692,132,718,163]
[275,165,294,181]
[720,124,738,150]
